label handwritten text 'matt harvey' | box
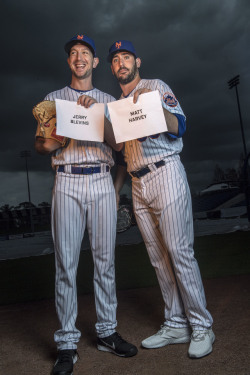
[129,109,147,123]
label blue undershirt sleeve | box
[167,113,186,138]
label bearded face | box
[111,52,140,85]
[115,59,138,84]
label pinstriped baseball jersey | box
[121,79,184,172]
[44,86,115,167]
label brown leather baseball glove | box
[32,100,67,146]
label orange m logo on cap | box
[116,41,122,49]
[77,35,84,40]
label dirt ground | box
[0,274,250,375]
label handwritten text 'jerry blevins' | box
[71,114,89,125]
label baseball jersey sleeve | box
[155,80,186,138]
[155,80,184,116]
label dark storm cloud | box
[1,0,249,204]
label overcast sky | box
[1,0,249,206]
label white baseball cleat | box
[141,325,191,349]
[188,329,215,358]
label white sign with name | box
[107,90,167,143]
[55,99,104,142]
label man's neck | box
[120,76,141,97]
[70,75,93,91]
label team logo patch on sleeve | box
[163,92,178,107]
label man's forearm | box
[104,117,124,151]
[35,137,61,155]
[163,108,179,135]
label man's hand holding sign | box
[55,94,120,151]
[133,88,179,136]
[55,98,105,142]
[107,90,178,144]
[76,94,120,150]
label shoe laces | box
[112,332,126,346]
[191,330,208,342]
[157,325,170,335]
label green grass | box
[0,231,249,305]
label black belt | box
[57,165,110,175]
[130,160,165,178]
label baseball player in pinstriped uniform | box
[35,34,137,375]
[107,40,215,359]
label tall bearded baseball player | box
[107,40,215,359]
[34,34,137,375]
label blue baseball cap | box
[64,34,96,56]
[107,40,137,62]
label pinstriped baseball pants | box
[51,170,117,350]
[132,155,213,330]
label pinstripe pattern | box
[124,79,213,330]
[46,86,117,350]
[122,79,184,172]
[45,86,115,168]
